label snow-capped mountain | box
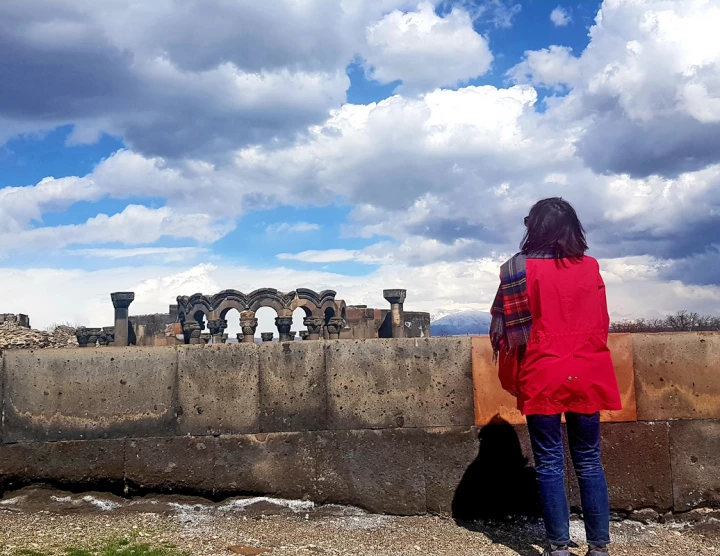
[430,310,491,336]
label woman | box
[490,197,622,556]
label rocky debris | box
[0,321,78,350]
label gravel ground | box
[0,487,718,555]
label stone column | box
[261,332,274,342]
[275,316,294,342]
[326,317,344,340]
[111,292,135,347]
[183,320,203,345]
[383,289,407,339]
[303,316,324,340]
[240,311,258,344]
[207,319,228,344]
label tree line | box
[610,310,720,333]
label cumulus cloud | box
[2,0,720,326]
[0,205,234,253]
[3,255,719,332]
[511,0,720,178]
[363,2,493,92]
[0,0,426,159]
[550,7,571,27]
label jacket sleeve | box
[497,338,519,396]
[598,271,610,339]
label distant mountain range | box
[430,310,491,336]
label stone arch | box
[294,288,337,317]
[177,293,212,323]
[246,288,295,317]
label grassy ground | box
[14,539,189,556]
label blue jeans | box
[527,412,611,547]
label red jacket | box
[499,256,622,415]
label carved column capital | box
[207,319,228,336]
[326,317,344,339]
[303,316,325,340]
[260,332,274,342]
[111,292,135,309]
[240,315,258,343]
[275,316,294,342]
[183,320,203,344]
[383,289,406,305]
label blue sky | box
[1,0,719,328]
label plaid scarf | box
[490,251,555,361]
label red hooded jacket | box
[499,256,622,415]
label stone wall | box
[0,333,718,517]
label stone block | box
[423,427,478,515]
[472,336,525,426]
[215,432,316,500]
[443,421,539,519]
[325,338,474,430]
[125,437,215,493]
[315,428,426,515]
[0,439,125,491]
[177,344,259,435]
[669,419,720,511]
[472,335,636,426]
[258,341,326,433]
[633,332,720,420]
[3,347,178,442]
[567,422,672,511]
[602,334,637,422]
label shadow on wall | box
[452,416,544,555]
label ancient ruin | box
[72,287,431,347]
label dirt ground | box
[0,487,718,555]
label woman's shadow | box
[451,415,545,556]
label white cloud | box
[2,0,720,327]
[266,222,321,234]
[2,255,719,333]
[510,0,720,177]
[69,247,210,263]
[0,205,234,253]
[550,7,571,27]
[276,248,386,264]
[363,1,493,92]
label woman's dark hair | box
[520,197,588,259]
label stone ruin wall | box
[0,313,77,350]
[71,287,430,348]
[0,332,718,518]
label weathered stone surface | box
[567,422,672,511]
[670,419,720,511]
[177,344,259,435]
[325,338,473,430]
[472,335,637,426]
[633,332,720,420]
[315,428,426,515]
[601,333,637,422]
[472,336,525,426]
[0,439,125,491]
[125,437,215,493]
[258,341,326,433]
[3,347,178,442]
[215,432,316,500]
[423,427,478,515]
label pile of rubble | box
[0,321,78,350]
